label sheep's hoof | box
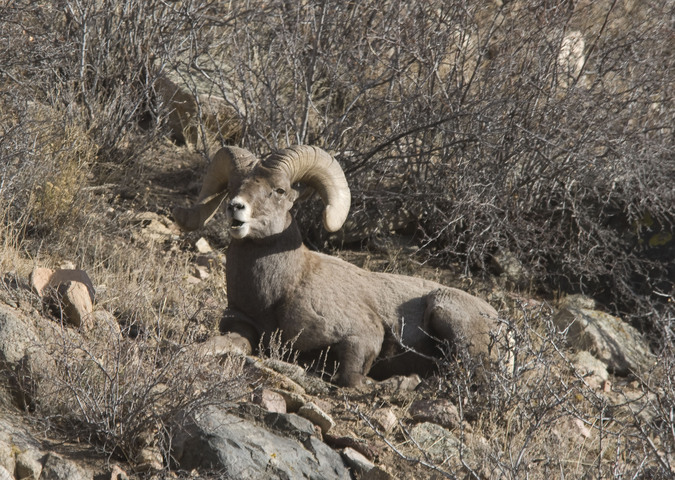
[338,373,374,391]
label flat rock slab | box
[173,405,349,479]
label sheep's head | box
[173,146,351,240]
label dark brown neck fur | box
[226,218,306,325]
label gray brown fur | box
[174,145,500,387]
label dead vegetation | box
[0,0,673,478]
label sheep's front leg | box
[218,308,261,356]
[335,335,381,388]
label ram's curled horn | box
[264,146,351,232]
[173,146,259,231]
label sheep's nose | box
[229,199,245,211]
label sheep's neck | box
[226,219,306,324]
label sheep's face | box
[226,168,297,240]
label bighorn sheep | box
[174,145,501,387]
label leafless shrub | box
[172,0,673,327]
[34,318,246,463]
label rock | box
[558,294,596,310]
[553,306,655,375]
[54,281,94,329]
[262,358,331,395]
[195,237,212,254]
[409,398,465,432]
[31,267,96,329]
[110,465,129,480]
[198,334,252,357]
[252,389,287,414]
[323,435,377,461]
[409,422,475,466]
[31,268,95,301]
[371,408,398,434]
[40,452,92,480]
[0,441,14,477]
[191,264,210,280]
[132,212,178,242]
[377,373,422,392]
[272,389,306,412]
[245,357,307,395]
[0,303,57,409]
[15,450,43,480]
[154,75,241,150]
[173,405,350,479]
[341,447,376,475]
[85,310,122,343]
[362,466,397,480]
[571,350,610,389]
[0,304,42,365]
[297,402,335,434]
[0,466,11,480]
[134,446,163,472]
[492,250,528,286]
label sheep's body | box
[224,219,498,385]
[174,145,500,387]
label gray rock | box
[571,350,610,389]
[15,450,43,480]
[409,422,478,473]
[0,465,11,480]
[0,440,14,476]
[40,452,92,480]
[554,306,655,375]
[409,422,463,463]
[341,447,376,475]
[409,398,464,432]
[173,405,349,479]
[0,304,41,365]
[297,402,335,434]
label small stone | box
[192,264,210,280]
[341,447,376,475]
[377,373,422,391]
[298,402,335,434]
[252,389,287,414]
[371,408,398,433]
[110,465,129,480]
[362,466,397,480]
[199,333,252,357]
[571,350,609,389]
[195,237,212,254]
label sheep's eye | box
[274,188,286,195]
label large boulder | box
[172,404,349,479]
[553,305,655,376]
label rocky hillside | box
[0,0,673,478]
[0,142,671,480]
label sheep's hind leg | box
[424,287,498,361]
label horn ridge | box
[265,146,351,232]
